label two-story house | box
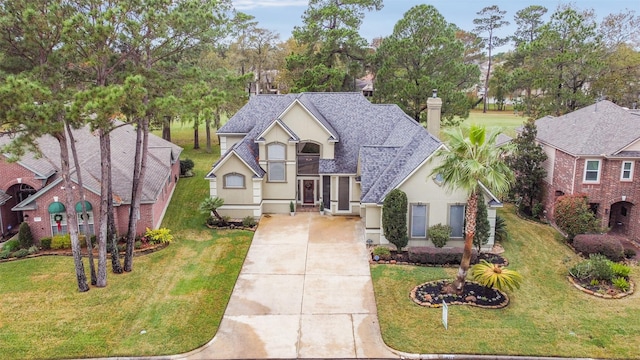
[536,100,640,242]
[206,92,502,248]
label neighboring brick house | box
[0,123,182,242]
[536,100,640,242]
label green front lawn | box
[372,205,640,358]
[0,126,249,359]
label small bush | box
[27,246,38,255]
[554,194,600,241]
[610,262,631,278]
[372,246,391,260]
[40,237,52,250]
[612,277,630,292]
[624,248,636,259]
[0,249,11,259]
[573,234,624,262]
[470,260,524,291]
[3,239,20,252]
[569,261,593,280]
[144,227,174,244]
[12,248,29,258]
[408,247,478,265]
[18,222,34,249]
[180,158,195,175]
[135,240,142,249]
[589,254,614,281]
[242,216,257,228]
[51,234,72,250]
[428,224,451,248]
[532,203,545,219]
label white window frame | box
[76,211,95,235]
[224,173,246,188]
[620,161,634,181]
[51,213,68,236]
[410,204,428,239]
[267,143,286,182]
[583,159,601,183]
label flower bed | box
[410,280,509,309]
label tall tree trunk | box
[483,44,492,113]
[193,125,200,149]
[105,131,123,274]
[452,191,479,293]
[99,130,121,278]
[66,122,97,286]
[55,131,89,292]
[205,117,212,153]
[162,115,171,141]
[124,116,149,272]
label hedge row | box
[572,234,625,262]
[408,247,478,266]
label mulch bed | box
[411,280,510,309]
[0,242,168,263]
[567,276,635,299]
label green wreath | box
[54,214,63,222]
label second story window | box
[621,161,634,181]
[267,143,286,182]
[583,159,601,183]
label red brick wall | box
[544,149,640,242]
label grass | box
[372,205,640,358]
[0,124,251,360]
[455,109,528,137]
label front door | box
[303,180,314,204]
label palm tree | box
[430,124,513,293]
[199,196,227,226]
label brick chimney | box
[427,89,442,139]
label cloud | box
[233,0,308,10]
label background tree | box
[373,5,480,125]
[430,125,513,293]
[286,0,383,92]
[507,119,547,215]
[474,5,510,113]
[473,193,490,253]
[382,189,408,251]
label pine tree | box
[507,119,547,214]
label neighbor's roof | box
[212,92,443,203]
[2,122,182,209]
[535,100,640,156]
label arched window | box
[267,143,286,182]
[75,201,94,235]
[297,142,320,175]
[224,173,245,188]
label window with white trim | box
[51,213,68,236]
[267,143,286,182]
[77,212,95,235]
[621,161,634,181]
[410,204,428,238]
[224,173,245,188]
[583,159,601,183]
[449,205,465,238]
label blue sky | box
[232,0,637,50]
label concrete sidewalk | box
[181,213,398,359]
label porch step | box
[296,205,320,213]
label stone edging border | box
[409,280,510,309]
[567,276,635,299]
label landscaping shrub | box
[470,260,523,291]
[40,237,52,250]
[624,248,636,259]
[144,227,174,244]
[27,246,38,255]
[3,239,20,252]
[135,241,142,249]
[12,248,29,258]
[612,277,630,292]
[610,262,631,278]
[428,224,451,248]
[554,194,600,241]
[382,189,408,251]
[573,234,624,262]
[51,234,72,250]
[372,246,391,260]
[494,215,509,242]
[408,247,478,265]
[18,222,34,249]
[242,216,257,228]
[0,249,11,259]
[589,254,614,281]
[568,261,592,280]
[180,158,194,176]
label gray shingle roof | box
[535,100,640,156]
[214,92,443,203]
[1,123,182,206]
[0,189,11,205]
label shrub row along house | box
[536,100,640,242]
[0,123,182,242]
[206,92,502,248]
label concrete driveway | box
[182,212,398,359]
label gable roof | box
[535,100,640,156]
[214,92,443,203]
[2,122,182,208]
